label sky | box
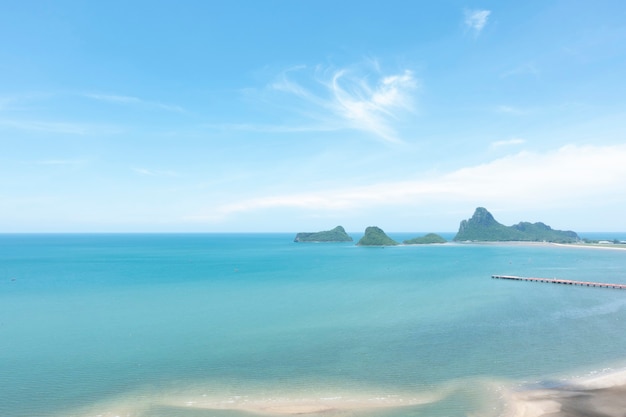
[1,0,626,233]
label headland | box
[453,207,579,243]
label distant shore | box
[553,242,626,251]
[454,240,626,251]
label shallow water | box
[1,234,626,416]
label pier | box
[492,275,626,290]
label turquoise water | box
[1,233,626,417]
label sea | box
[2,232,626,417]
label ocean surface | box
[2,233,626,417]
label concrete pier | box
[492,275,626,290]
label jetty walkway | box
[492,275,626,290]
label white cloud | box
[203,122,342,133]
[501,62,540,78]
[36,159,86,167]
[328,69,417,142]
[269,65,314,99]
[464,9,491,34]
[495,105,527,115]
[85,93,185,113]
[132,167,180,177]
[0,119,117,135]
[490,138,526,148]
[193,144,626,221]
[267,64,419,143]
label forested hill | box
[453,207,579,243]
[294,226,353,242]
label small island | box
[356,226,399,246]
[403,233,447,245]
[294,226,353,242]
[293,208,583,245]
[453,207,580,243]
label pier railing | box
[492,275,626,290]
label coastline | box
[71,387,448,417]
[504,368,626,417]
[169,393,442,415]
[553,242,626,251]
[454,240,626,251]
[67,369,626,417]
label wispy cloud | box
[85,93,185,113]
[266,63,419,143]
[464,9,491,34]
[36,159,86,167]
[501,63,540,78]
[495,105,527,115]
[132,167,180,177]
[203,122,342,134]
[0,119,119,135]
[193,144,626,221]
[491,138,526,148]
[328,69,417,143]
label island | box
[356,226,399,246]
[294,226,353,242]
[453,207,580,243]
[403,233,447,245]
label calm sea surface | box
[1,233,626,417]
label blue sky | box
[1,0,625,232]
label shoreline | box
[56,367,626,417]
[504,368,626,417]
[71,388,448,417]
[453,240,626,251]
[553,242,626,251]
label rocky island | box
[356,226,399,246]
[403,233,447,245]
[294,226,353,242]
[453,207,580,243]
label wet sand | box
[506,369,626,417]
[166,393,443,416]
[69,389,446,417]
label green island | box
[356,226,399,246]
[453,207,580,243]
[294,226,353,242]
[403,233,447,245]
[294,207,595,246]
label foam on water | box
[57,376,507,417]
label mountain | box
[453,207,579,243]
[294,226,353,242]
[403,233,447,245]
[356,226,399,246]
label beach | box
[505,369,626,417]
[61,382,454,417]
[64,372,626,417]
[555,242,626,252]
[458,240,626,252]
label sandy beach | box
[505,368,626,417]
[70,390,445,417]
[73,371,626,417]
[160,391,446,416]
[459,241,626,251]
[554,242,626,251]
